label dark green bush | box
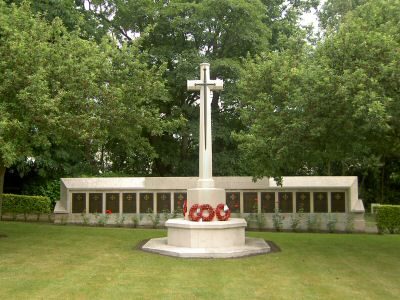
[22,179,60,209]
[375,205,400,234]
[0,194,52,221]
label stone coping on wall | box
[60,176,358,190]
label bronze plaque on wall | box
[331,192,346,212]
[106,193,119,213]
[157,193,171,213]
[313,192,328,212]
[123,193,136,213]
[261,192,275,213]
[226,192,240,213]
[140,193,153,213]
[89,193,103,213]
[278,192,293,213]
[174,192,187,212]
[296,192,310,212]
[72,193,86,213]
[243,192,258,213]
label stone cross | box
[188,63,223,187]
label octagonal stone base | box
[166,218,246,248]
[141,218,271,258]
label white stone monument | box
[143,63,271,258]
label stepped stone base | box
[141,218,270,258]
[142,237,271,258]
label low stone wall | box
[1,213,54,222]
[53,212,372,233]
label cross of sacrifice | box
[187,63,223,182]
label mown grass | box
[0,222,399,300]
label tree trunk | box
[380,160,385,204]
[0,165,6,221]
[327,160,331,176]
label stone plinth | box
[166,218,246,248]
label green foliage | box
[81,213,90,226]
[115,214,126,227]
[94,213,110,227]
[146,210,160,229]
[0,1,175,188]
[236,0,400,206]
[0,194,51,220]
[254,213,266,230]
[307,214,321,232]
[375,205,400,234]
[272,209,284,232]
[131,215,139,228]
[22,179,60,208]
[290,209,304,232]
[326,213,338,233]
[318,0,366,30]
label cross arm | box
[187,80,202,91]
[210,79,223,91]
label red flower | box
[234,203,239,208]
[105,210,112,214]
[177,200,181,206]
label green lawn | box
[0,222,399,300]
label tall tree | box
[82,0,317,176]
[0,1,173,195]
[236,0,399,205]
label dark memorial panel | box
[174,192,187,212]
[278,192,293,213]
[243,192,258,213]
[313,192,328,212]
[106,193,119,213]
[123,193,136,213]
[140,193,154,213]
[331,192,346,212]
[157,193,171,213]
[261,192,275,213]
[226,192,240,213]
[296,192,310,212]
[89,193,103,213]
[72,193,86,213]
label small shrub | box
[173,207,183,218]
[146,209,160,228]
[81,212,90,225]
[307,214,320,232]
[255,213,266,230]
[290,209,304,232]
[326,214,337,233]
[131,215,139,228]
[244,213,254,226]
[162,209,173,222]
[95,212,111,226]
[115,214,126,227]
[375,205,400,234]
[272,209,284,232]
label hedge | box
[0,194,52,220]
[375,205,400,234]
